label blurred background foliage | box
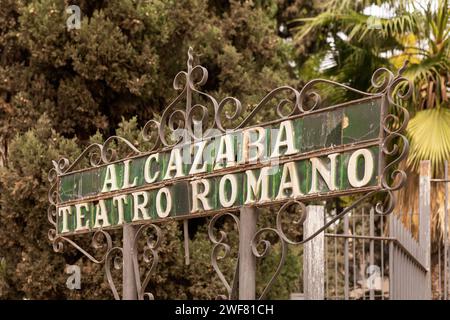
[0,0,448,299]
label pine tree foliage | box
[0,0,319,299]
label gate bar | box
[303,205,325,300]
[123,224,138,300]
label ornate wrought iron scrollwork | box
[49,143,103,176]
[142,119,162,152]
[275,193,378,246]
[250,228,287,300]
[132,224,162,300]
[48,48,412,177]
[217,86,302,131]
[47,49,411,177]
[48,159,115,266]
[208,212,240,300]
[251,191,381,298]
[376,61,411,215]
[48,138,142,176]
[101,136,142,164]
[47,229,113,263]
[105,246,123,300]
[153,47,220,147]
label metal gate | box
[316,160,432,300]
[318,159,449,300]
[291,202,429,300]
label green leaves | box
[407,108,450,175]
[292,0,450,172]
[0,1,304,299]
[18,0,68,67]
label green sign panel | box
[56,97,383,235]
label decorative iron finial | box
[187,46,194,71]
[398,59,409,76]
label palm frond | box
[406,108,450,175]
[290,12,337,40]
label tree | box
[0,0,314,299]
[292,0,450,242]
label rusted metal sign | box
[54,97,383,235]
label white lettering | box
[348,149,374,187]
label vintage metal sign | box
[55,98,382,235]
[47,48,411,300]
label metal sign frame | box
[47,48,411,300]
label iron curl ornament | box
[105,246,124,300]
[47,48,411,300]
[132,224,162,300]
[47,49,411,174]
[207,212,240,300]
[250,227,287,300]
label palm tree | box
[291,0,450,242]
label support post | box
[239,206,258,300]
[123,224,138,300]
[419,160,431,300]
[303,205,325,300]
